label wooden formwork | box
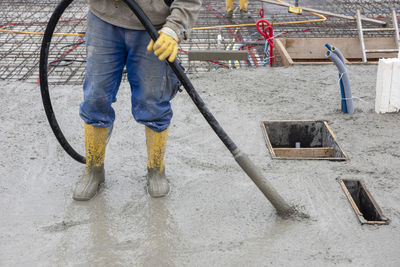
[275,37,399,66]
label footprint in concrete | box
[42,219,90,233]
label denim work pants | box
[79,12,179,132]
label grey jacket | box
[89,0,202,41]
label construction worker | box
[225,0,250,19]
[73,0,202,201]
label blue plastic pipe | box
[325,43,347,112]
[326,50,354,114]
[331,46,348,113]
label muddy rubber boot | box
[240,9,251,18]
[73,123,108,201]
[73,166,105,201]
[147,168,169,198]
[145,126,170,198]
[225,10,233,19]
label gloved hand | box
[147,31,178,63]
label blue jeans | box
[79,12,179,132]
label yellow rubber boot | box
[145,126,170,198]
[226,0,234,12]
[73,123,108,201]
[225,0,234,18]
[239,0,248,12]
[239,0,251,18]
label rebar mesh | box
[0,0,87,84]
[0,0,399,84]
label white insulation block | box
[390,61,400,108]
[375,58,400,113]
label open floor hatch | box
[339,179,389,225]
[261,120,349,161]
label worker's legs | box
[75,12,126,200]
[80,11,126,128]
[125,30,179,133]
[125,30,179,197]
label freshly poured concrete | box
[1,65,400,266]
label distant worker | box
[73,0,202,201]
[225,0,251,19]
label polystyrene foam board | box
[375,58,399,113]
[389,60,400,109]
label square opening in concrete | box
[260,120,349,160]
[339,179,389,225]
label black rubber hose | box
[39,0,293,215]
[39,0,237,163]
[39,0,85,164]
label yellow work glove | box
[147,32,178,63]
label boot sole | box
[146,183,171,198]
[72,182,104,201]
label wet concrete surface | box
[1,64,400,266]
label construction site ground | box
[1,64,400,266]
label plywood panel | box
[273,147,334,158]
[275,39,293,67]
[280,37,398,60]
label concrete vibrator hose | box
[39,0,294,216]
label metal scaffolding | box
[0,0,399,84]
